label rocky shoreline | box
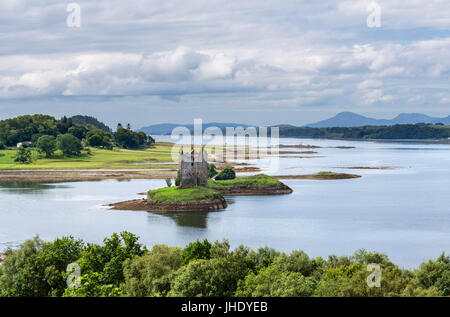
[108,196,228,212]
[211,184,293,196]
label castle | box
[178,147,208,188]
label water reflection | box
[155,211,212,228]
[0,182,69,193]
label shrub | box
[208,164,218,178]
[14,146,32,164]
[215,167,236,180]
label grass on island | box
[317,171,335,176]
[148,186,223,203]
[208,174,282,188]
[0,143,176,170]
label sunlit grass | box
[0,143,176,170]
[208,174,281,188]
[148,186,222,202]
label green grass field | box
[0,143,176,170]
[208,174,281,188]
[148,186,223,202]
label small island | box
[108,148,293,212]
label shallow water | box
[0,138,449,268]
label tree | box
[215,166,236,180]
[68,125,88,140]
[77,232,146,286]
[36,135,56,158]
[181,239,212,265]
[122,245,183,296]
[235,264,316,297]
[114,127,139,149]
[169,257,249,297]
[56,134,82,156]
[14,146,32,164]
[0,236,84,297]
[63,272,122,297]
[207,164,218,178]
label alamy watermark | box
[170,119,280,173]
[67,3,81,28]
[366,263,381,288]
[367,2,381,28]
[66,263,81,288]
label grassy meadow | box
[0,143,176,170]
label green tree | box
[36,135,56,157]
[68,125,88,140]
[63,272,122,297]
[181,239,212,265]
[169,257,249,297]
[207,164,218,178]
[114,127,138,149]
[0,236,84,297]
[122,245,183,296]
[215,166,236,180]
[14,146,33,164]
[56,134,82,156]
[77,232,146,286]
[236,264,316,297]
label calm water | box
[1,138,449,268]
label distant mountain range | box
[305,112,450,128]
[138,112,450,134]
[138,122,251,135]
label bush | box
[208,164,218,178]
[14,146,33,164]
[56,134,82,156]
[36,135,56,158]
[215,167,236,180]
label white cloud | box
[1,0,450,121]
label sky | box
[1,0,450,129]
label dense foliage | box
[1,233,449,297]
[69,115,112,133]
[277,123,450,140]
[207,164,218,178]
[215,166,236,180]
[0,115,155,162]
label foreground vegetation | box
[148,186,223,202]
[0,232,448,297]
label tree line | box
[277,123,450,140]
[0,232,448,297]
[0,115,155,163]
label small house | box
[16,141,33,148]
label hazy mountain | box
[139,122,251,135]
[305,112,450,128]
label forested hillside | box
[277,123,450,140]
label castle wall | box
[179,150,208,188]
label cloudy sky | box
[1,0,450,128]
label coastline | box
[0,169,361,182]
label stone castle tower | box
[178,146,208,188]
